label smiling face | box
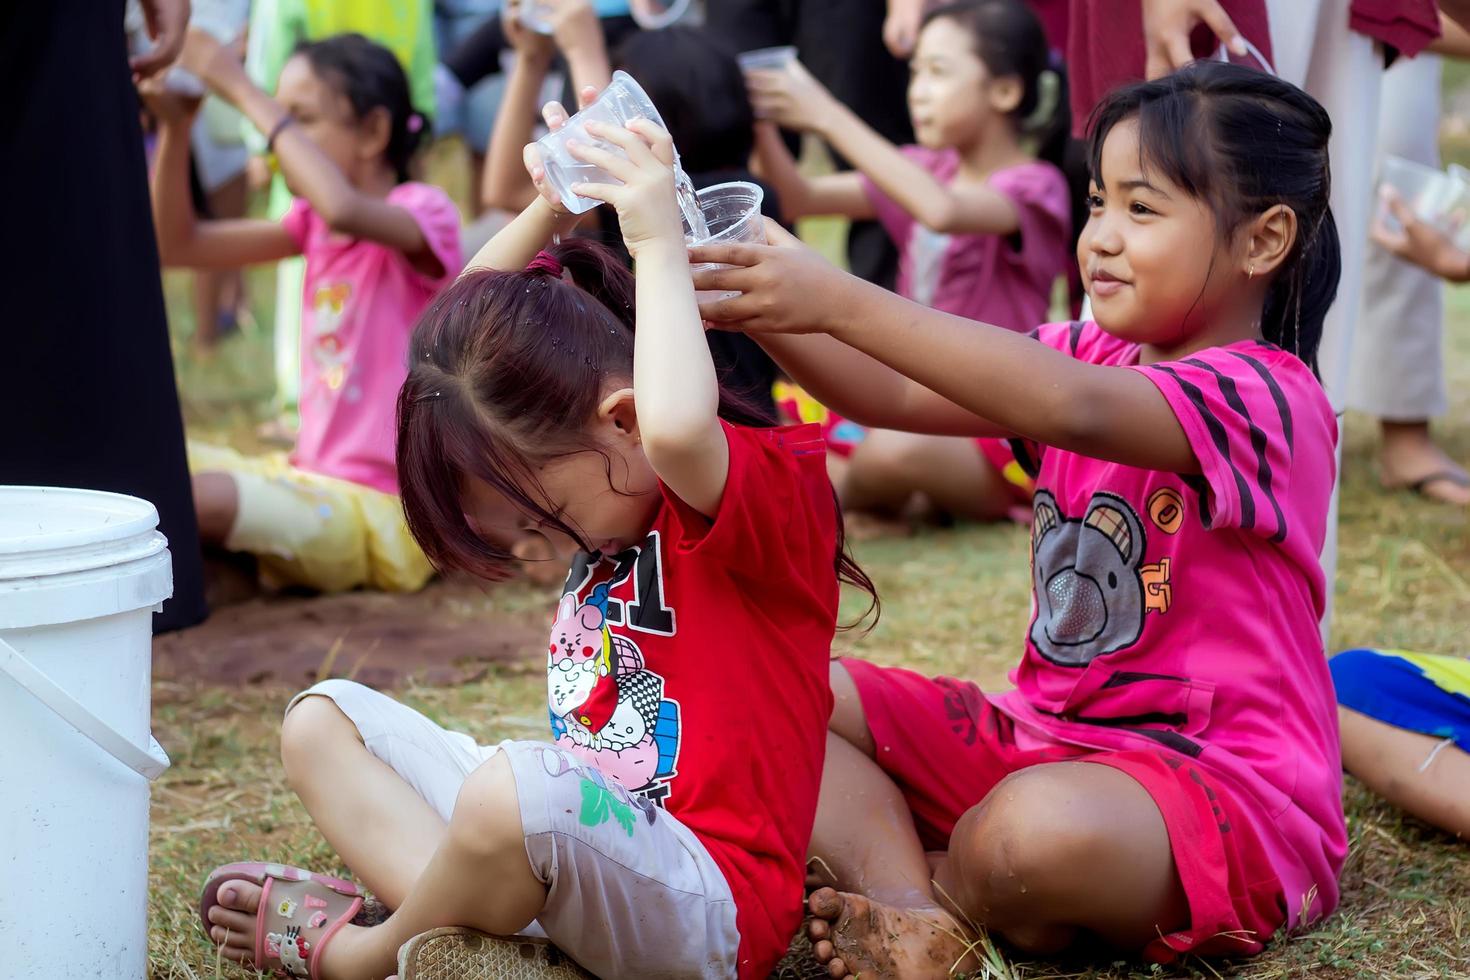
[1078,118,1246,348]
[907,17,1014,150]
[461,392,663,563]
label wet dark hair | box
[293,33,425,183]
[1087,60,1339,372]
[921,0,1070,169]
[613,27,754,174]
[397,239,878,622]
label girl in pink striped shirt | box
[692,60,1345,975]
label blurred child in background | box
[750,0,1071,526]
[146,32,461,594]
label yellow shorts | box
[188,442,434,594]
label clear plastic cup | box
[736,45,798,73]
[688,181,766,301]
[629,0,691,29]
[534,70,671,214]
[520,0,555,34]
[1379,155,1461,229]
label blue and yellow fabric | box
[1330,648,1470,748]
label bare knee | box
[947,765,1117,921]
[280,693,360,787]
[446,753,525,860]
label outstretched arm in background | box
[143,80,301,269]
[571,121,729,516]
[748,61,1020,235]
[750,122,873,222]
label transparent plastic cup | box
[534,70,672,214]
[520,1,555,34]
[1379,155,1460,228]
[688,181,766,302]
[737,45,797,73]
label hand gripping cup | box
[1378,155,1466,239]
[534,71,673,215]
[688,181,767,302]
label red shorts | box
[842,658,1288,963]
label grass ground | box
[146,142,1469,978]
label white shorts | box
[286,680,742,979]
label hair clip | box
[407,113,424,134]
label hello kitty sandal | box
[198,862,364,979]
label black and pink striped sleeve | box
[1131,346,1332,543]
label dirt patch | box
[153,577,550,689]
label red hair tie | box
[525,250,564,277]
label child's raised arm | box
[179,30,445,277]
[483,0,609,212]
[142,80,299,269]
[750,62,1022,236]
[751,122,873,223]
[570,121,729,517]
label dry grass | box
[146,142,1470,978]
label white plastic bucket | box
[0,486,174,979]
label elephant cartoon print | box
[1029,490,1149,666]
[546,584,680,796]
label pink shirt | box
[993,321,1346,926]
[282,182,462,495]
[859,149,1070,331]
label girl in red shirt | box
[192,117,875,980]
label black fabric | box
[0,0,209,632]
[703,0,912,289]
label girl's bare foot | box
[806,887,977,979]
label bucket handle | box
[0,636,170,781]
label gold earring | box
[1248,264,1255,280]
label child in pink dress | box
[146,33,461,593]
[748,0,1070,525]
[691,59,1346,973]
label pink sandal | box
[199,862,364,979]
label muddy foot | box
[806,887,976,979]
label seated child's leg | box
[192,471,239,544]
[1331,648,1470,837]
[1340,706,1470,837]
[807,660,1024,978]
[330,741,739,979]
[811,760,1191,979]
[841,430,1014,522]
[281,685,460,908]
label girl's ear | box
[1244,204,1298,279]
[358,105,392,164]
[988,75,1024,117]
[597,387,640,442]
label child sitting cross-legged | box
[192,112,873,979]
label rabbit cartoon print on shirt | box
[1029,490,1151,666]
[547,573,682,804]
